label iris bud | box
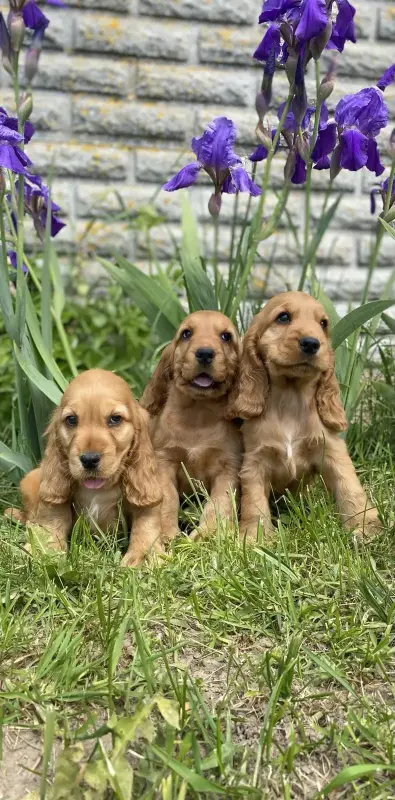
[25,46,40,83]
[18,94,33,124]
[256,122,273,151]
[330,145,342,181]
[284,150,296,182]
[310,20,332,60]
[296,133,310,164]
[9,12,25,52]
[208,192,222,217]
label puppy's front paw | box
[121,550,143,568]
[240,518,274,543]
[121,541,165,568]
[4,507,25,523]
[189,523,214,541]
[351,509,382,541]
[27,524,68,554]
[162,526,181,543]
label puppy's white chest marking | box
[74,485,122,529]
[283,431,297,479]
[285,439,293,460]
[88,498,101,521]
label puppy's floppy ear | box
[316,350,347,432]
[39,408,72,504]
[140,342,175,416]
[227,316,269,419]
[122,405,162,507]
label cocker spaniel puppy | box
[140,310,242,539]
[6,369,162,565]
[231,291,381,539]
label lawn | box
[1,389,395,800]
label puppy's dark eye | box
[108,414,122,426]
[181,328,192,340]
[320,318,328,330]
[275,311,291,324]
[65,414,78,428]
[221,331,232,342]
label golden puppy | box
[231,291,381,539]
[6,369,162,565]
[140,310,242,539]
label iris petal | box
[327,0,356,52]
[366,140,385,177]
[22,1,49,31]
[314,155,331,170]
[227,166,262,195]
[291,154,307,184]
[163,162,201,191]
[295,0,328,43]
[191,117,238,177]
[249,144,269,162]
[311,123,337,162]
[0,143,30,173]
[0,123,23,144]
[278,102,315,133]
[39,210,66,237]
[377,64,395,92]
[339,129,369,171]
[0,13,11,59]
[335,87,388,138]
[254,24,281,61]
[7,250,28,273]
[259,0,299,23]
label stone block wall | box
[1,0,395,304]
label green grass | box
[1,394,395,799]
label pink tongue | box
[83,478,106,490]
[193,374,214,388]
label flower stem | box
[298,60,322,292]
[343,160,395,412]
[230,91,294,320]
[213,213,220,304]
[229,191,239,275]
[303,160,312,259]
[362,158,395,304]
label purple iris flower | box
[249,101,336,183]
[0,116,32,174]
[16,172,66,238]
[163,117,261,215]
[256,0,356,66]
[7,250,28,274]
[0,106,34,144]
[333,67,395,174]
[327,0,355,52]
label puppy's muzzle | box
[299,337,320,356]
[80,451,101,470]
[195,347,215,366]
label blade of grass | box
[321,763,395,796]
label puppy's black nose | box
[299,337,320,355]
[195,347,215,365]
[80,452,101,470]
